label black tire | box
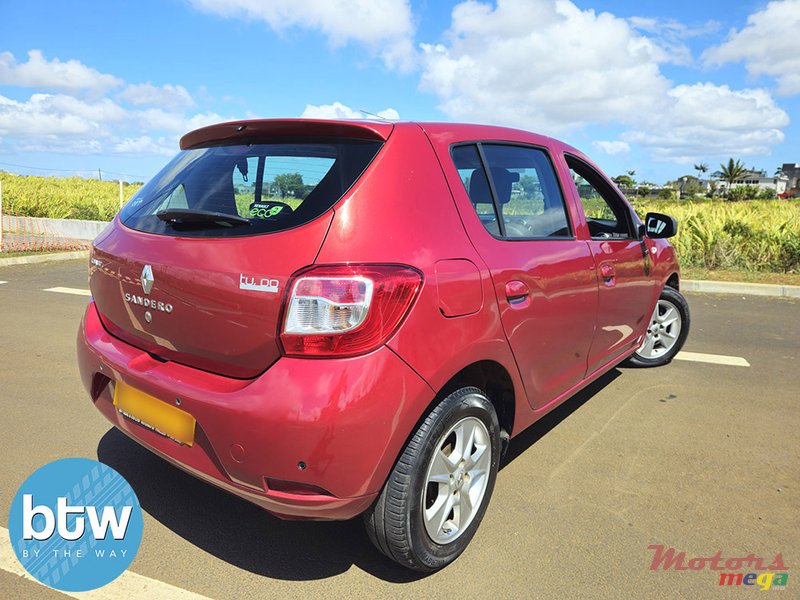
[626,286,690,367]
[364,387,501,572]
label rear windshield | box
[120,139,382,237]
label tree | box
[518,174,541,199]
[272,172,306,198]
[694,162,709,179]
[719,159,747,195]
[612,174,635,188]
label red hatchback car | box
[77,119,689,571]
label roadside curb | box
[683,279,800,299]
[0,250,88,267]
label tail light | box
[280,264,423,357]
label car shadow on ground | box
[97,369,620,584]
[501,368,621,468]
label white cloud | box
[119,83,195,109]
[0,50,122,94]
[702,0,800,95]
[188,0,416,70]
[593,140,630,155]
[622,83,789,162]
[0,47,237,158]
[0,94,110,137]
[628,17,720,66]
[301,101,399,120]
[0,92,230,156]
[113,136,175,156]
[420,0,672,134]
[419,0,790,165]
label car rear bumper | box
[77,302,434,520]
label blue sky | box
[0,0,798,184]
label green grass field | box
[0,173,142,221]
[631,197,800,274]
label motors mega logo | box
[8,458,143,592]
[648,545,789,591]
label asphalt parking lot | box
[1,259,797,599]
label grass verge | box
[682,267,800,287]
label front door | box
[565,155,657,373]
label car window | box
[120,141,381,238]
[451,145,500,233]
[566,155,634,239]
[451,143,571,239]
[232,155,337,218]
[156,184,189,211]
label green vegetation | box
[0,173,142,221]
[632,198,800,273]
[693,162,709,179]
[719,158,747,190]
[726,185,776,201]
[2,172,798,275]
[681,267,800,287]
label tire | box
[627,286,690,367]
[364,387,501,572]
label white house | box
[716,169,788,195]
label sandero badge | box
[77,119,690,571]
[123,264,173,319]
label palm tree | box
[694,162,709,179]
[719,158,747,193]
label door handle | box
[600,263,616,287]
[505,280,530,303]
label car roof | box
[180,119,583,158]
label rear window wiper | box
[156,209,251,228]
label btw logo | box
[23,494,132,541]
[9,458,143,592]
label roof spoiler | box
[180,119,394,150]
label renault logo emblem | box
[141,265,154,295]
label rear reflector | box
[265,479,334,497]
[280,264,422,357]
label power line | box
[0,160,94,173]
[0,161,149,180]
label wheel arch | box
[437,360,516,439]
[666,271,680,291]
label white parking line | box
[0,281,7,285]
[674,351,750,367]
[44,287,91,297]
[0,526,214,599]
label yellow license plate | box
[113,381,196,446]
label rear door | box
[450,143,597,410]
[563,154,657,373]
[90,135,384,379]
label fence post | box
[119,179,123,210]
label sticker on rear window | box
[249,202,286,219]
[240,274,279,293]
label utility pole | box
[98,168,102,181]
[119,180,123,210]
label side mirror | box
[643,212,677,239]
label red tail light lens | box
[280,265,423,357]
